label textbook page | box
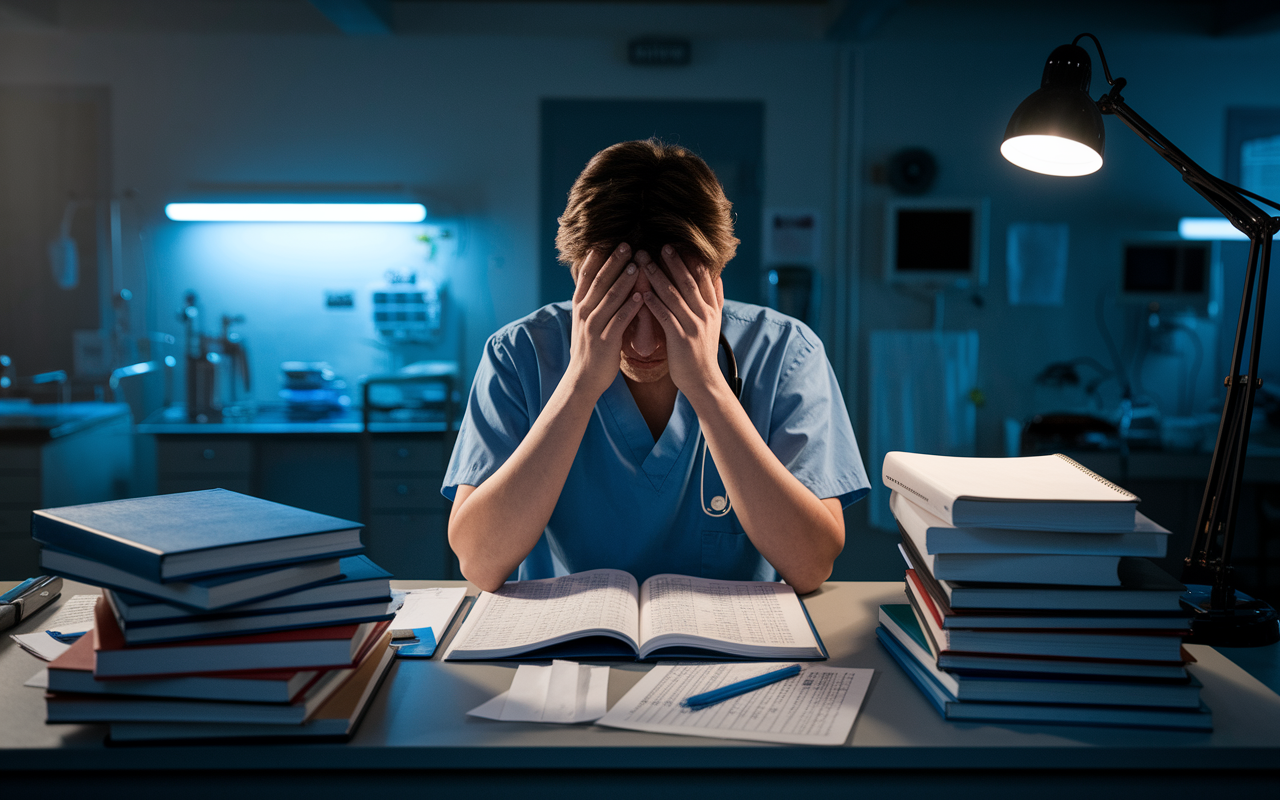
[597,662,873,745]
[446,570,640,657]
[638,575,817,650]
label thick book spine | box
[32,512,164,582]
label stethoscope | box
[700,334,742,518]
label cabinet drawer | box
[0,508,30,535]
[0,476,40,504]
[368,437,449,473]
[158,477,253,496]
[158,438,253,475]
[368,476,446,510]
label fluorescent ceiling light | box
[164,203,427,222]
[1176,218,1272,241]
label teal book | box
[32,489,364,582]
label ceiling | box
[0,0,1277,39]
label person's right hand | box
[567,242,644,400]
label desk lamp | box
[1002,33,1280,646]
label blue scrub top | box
[442,300,869,584]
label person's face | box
[619,256,669,384]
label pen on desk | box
[681,663,803,710]
[0,575,62,633]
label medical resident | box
[443,139,869,594]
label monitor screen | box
[1120,238,1217,314]
[884,198,988,287]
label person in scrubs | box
[443,139,869,594]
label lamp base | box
[1180,585,1280,647]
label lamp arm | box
[1099,94,1276,240]
[1099,94,1280,599]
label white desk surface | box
[2,580,1279,774]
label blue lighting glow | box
[1177,217,1276,241]
[164,203,427,223]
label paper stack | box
[876,451,1211,731]
[32,489,398,742]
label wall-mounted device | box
[370,271,442,344]
[884,197,989,287]
[1119,234,1221,317]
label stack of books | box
[32,489,398,743]
[875,452,1212,731]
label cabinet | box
[144,417,457,580]
[0,404,133,579]
[362,434,457,580]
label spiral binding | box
[1052,453,1138,500]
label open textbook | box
[444,569,826,661]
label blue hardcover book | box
[876,609,1201,708]
[877,623,1213,730]
[102,589,398,644]
[31,489,364,582]
[40,547,343,611]
[108,556,393,623]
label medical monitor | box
[1120,234,1220,317]
[884,197,989,287]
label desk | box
[2,580,1279,797]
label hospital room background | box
[2,0,1280,606]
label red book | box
[92,596,389,678]
[48,632,320,702]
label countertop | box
[0,401,132,442]
[135,405,453,435]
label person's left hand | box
[637,245,726,399]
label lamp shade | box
[1002,44,1105,177]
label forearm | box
[448,376,597,591]
[687,383,844,594]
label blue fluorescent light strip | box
[1178,217,1279,241]
[165,203,426,222]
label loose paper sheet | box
[8,594,100,661]
[10,633,70,662]
[597,662,873,746]
[390,587,467,640]
[46,594,99,636]
[24,668,49,689]
[467,660,610,724]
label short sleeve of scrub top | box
[443,300,870,585]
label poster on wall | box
[764,209,820,265]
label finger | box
[585,242,633,306]
[590,262,640,329]
[660,245,707,312]
[692,257,718,308]
[644,255,696,328]
[714,274,725,309]
[601,289,645,341]
[572,248,608,304]
[642,290,685,338]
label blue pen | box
[681,663,803,710]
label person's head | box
[556,139,739,384]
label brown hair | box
[556,139,738,278]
